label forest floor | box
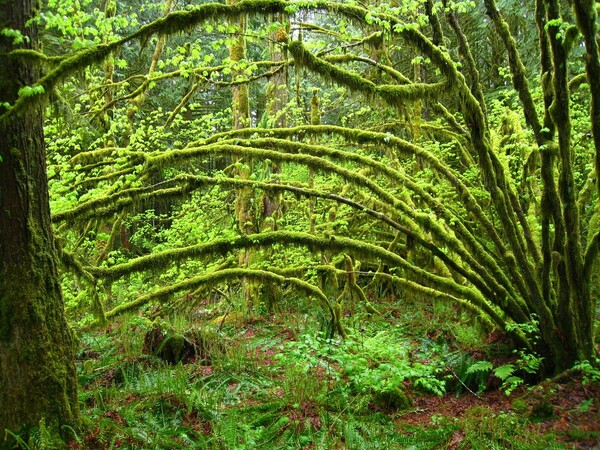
[400,378,600,449]
[68,296,600,449]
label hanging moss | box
[104,267,342,337]
[142,136,528,318]
[90,229,506,328]
[288,41,450,109]
[52,176,202,224]
[323,53,411,84]
[288,41,377,94]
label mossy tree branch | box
[484,0,542,140]
[535,0,565,309]
[444,0,486,116]
[571,0,600,199]
[56,166,523,321]
[199,126,512,261]
[87,227,524,328]
[545,0,594,361]
[103,268,343,337]
[203,136,531,308]
[288,40,451,109]
[390,11,541,295]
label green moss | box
[52,175,195,224]
[0,246,80,442]
[8,49,62,63]
[371,388,412,411]
[310,89,320,126]
[288,40,377,96]
[1,92,79,439]
[140,135,530,322]
[584,203,600,281]
[288,41,450,109]
[105,267,341,335]
[445,6,486,114]
[571,0,600,207]
[91,229,505,333]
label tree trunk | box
[226,0,257,309]
[0,0,79,443]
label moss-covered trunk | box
[0,0,79,443]
[228,0,249,131]
[227,0,257,308]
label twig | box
[448,367,480,398]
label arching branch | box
[103,268,342,336]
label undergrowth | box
[52,295,599,450]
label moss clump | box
[511,398,528,414]
[529,397,554,421]
[142,323,221,364]
[371,387,412,412]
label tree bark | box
[0,0,79,443]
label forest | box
[1,0,599,448]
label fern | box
[3,429,30,450]
[573,358,600,385]
[492,364,526,395]
[395,424,457,449]
[466,360,493,375]
[28,418,63,450]
[493,363,516,380]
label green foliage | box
[458,406,566,449]
[3,0,600,445]
[278,326,446,400]
[493,364,525,395]
[17,85,45,98]
[573,358,600,385]
[1,27,29,45]
[37,1,591,380]
[35,0,600,415]
[466,359,493,375]
[42,0,139,49]
[67,300,588,449]
[3,418,68,450]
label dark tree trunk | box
[0,0,79,443]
